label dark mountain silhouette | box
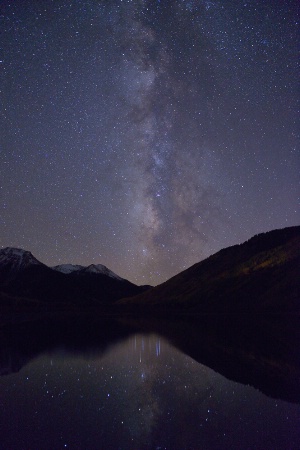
[1,226,299,312]
[0,248,150,308]
[119,226,300,313]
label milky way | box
[1,1,299,284]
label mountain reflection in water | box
[0,313,299,449]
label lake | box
[0,314,299,449]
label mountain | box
[0,248,149,308]
[119,226,300,313]
[0,247,44,283]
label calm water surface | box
[0,332,299,450]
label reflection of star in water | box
[156,339,161,357]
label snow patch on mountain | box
[81,264,123,280]
[52,264,84,274]
[52,263,123,280]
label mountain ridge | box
[0,247,150,307]
[1,226,299,312]
[118,225,300,313]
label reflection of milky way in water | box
[0,334,299,449]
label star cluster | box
[1,0,299,284]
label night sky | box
[1,0,299,285]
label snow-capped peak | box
[51,263,123,280]
[0,247,42,271]
[52,264,84,274]
[83,264,123,280]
